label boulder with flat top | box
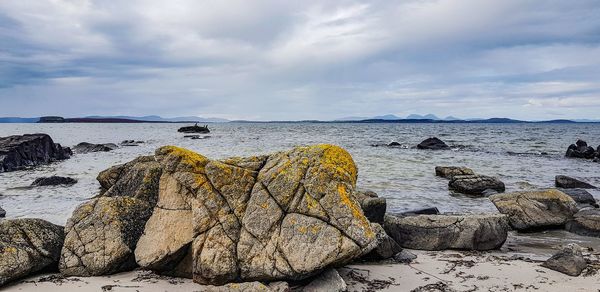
[490,189,578,230]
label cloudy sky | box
[1,0,599,120]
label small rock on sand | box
[541,244,587,276]
[302,269,347,292]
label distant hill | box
[85,115,229,123]
[0,117,39,123]
[406,114,440,120]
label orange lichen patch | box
[157,146,209,172]
[337,184,374,239]
[297,226,308,234]
[1,246,17,253]
[317,144,358,184]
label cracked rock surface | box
[59,197,152,276]
[97,155,163,207]
[132,144,376,285]
[449,174,505,196]
[383,214,509,250]
[0,218,64,286]
[489,189,578,230]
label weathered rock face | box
[0,134,71,172]
[205,281,287,292]
[555,175,596,189]
[417,137,449,150]
[133,145,376,285]
[0,218,64,286]
[363,223,402,260]
[73,142,118,154]
[383,214,509,251]
[541,244,587,276]
[97,155,163,207]
[302,269,347,292]
[489,189,578,230]
[558,189,599,208]
[354,190,386,224]
[31,176,77,187]
[435,166,475,179]
[566,140,597,159]
[449,175,505,196]
[566,209,600,237]
[59,197,152,276]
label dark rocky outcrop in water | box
[0,206,5,217]
[397,207,440,216]
[555,175,596,189]
[449,174,505,196]
[0,134,71,172]
[541,244,587,276]
[120,140,144,146]
[417,137,450,150]
[178,124,210,134]
[383,214,509,251]
[566,139,598,159]
[73,142,118,153]
[490,189,578,231]
[566,209,600,237]
[31,176,77,187]
[0,218,65,286]
[435,166,475,179]
[558,188,599,208]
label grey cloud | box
[0,0,599,120]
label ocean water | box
[1,122,599,225]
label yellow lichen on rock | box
[318,144,358,184]
[156,146,209,173]
[337,184,374,239]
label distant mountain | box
[372,114,402,120]
[0,117,39,123]
[406,114,440,120]
[84,115,229,123]
[334,116,370,121]
[444,116,460,120]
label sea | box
[1,122,599,226]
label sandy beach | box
[5,231,599,292]
[4,250,598,292]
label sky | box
[1,0,599,121]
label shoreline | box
[4,231,600,291]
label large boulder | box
[449,175,505,196]
[0,134,71,172]
[555,175,596,189]
[541,244,587,276]
[435,166,475,179]
[97,155,163,207]
[59,197,152,276]
[417,137,449,150]
[558,188,598,208]
[135,145,377,285]
[0,218,64,286]
[73,142,118,154]
[566,209,600,237]
[566,140,597,159]
[383,214,509,251]
[489,189,578,230]
[31,176,77,187]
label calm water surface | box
[1,122,599,225]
